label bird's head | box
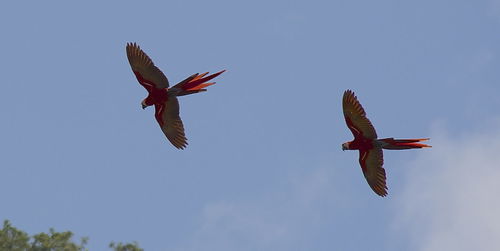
[342,142,350,151]
[141,99,150,110]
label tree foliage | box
[0,220,30,251]
[0,220,143,251]
[109,242,144,251]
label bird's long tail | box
[379,138,431,150]
[172,70,225,96]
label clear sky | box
[1,0,499,250]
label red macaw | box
[126,42,225,149]
[342,90,431,197]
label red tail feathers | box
[173,70,225,96]
[379,138,431,150]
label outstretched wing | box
[126,42,169,92]
[154,97,187,149]
[359,147,387,197]
[342,90,378,140]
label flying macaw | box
[342,90,430,197]
[126,42,225,149]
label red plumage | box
[342,90,431,197]
[126,42,225,149]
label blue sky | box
[1,0,499,250]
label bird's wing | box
[126,42,169,91]
[154,96,187,149]
[342,90,378,140]
[359,147,387,197]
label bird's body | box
[126,42,225,149]
[343,136,374,151]
[342,90,430,197]
[142,87,168,107]
[343,137,430,151]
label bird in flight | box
[342,90,430,197]
[126,42,225,149]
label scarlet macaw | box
[342,90,430,196]
[126,42,224,149]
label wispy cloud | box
[392,121,500,251]
[176,165,339,251]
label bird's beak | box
[142,105,146,110]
